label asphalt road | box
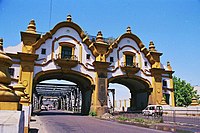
[36,110,169,133]
[163,115,200,126]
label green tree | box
[173,76,198,106]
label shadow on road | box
[33,111,83,116]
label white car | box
[142,105,163,116]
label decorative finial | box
[96,31,104,42]
[190,97,199,106]
[0,38,12,84]
[149,41,156,52]
[67,15,72,22]
[126,26,131,33]
[26,19,36,33]
[13,81,26,97]
[0,38,3,51]
[167,61,172,71]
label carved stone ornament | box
[98,78,106,106]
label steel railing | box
[121,62,138,67]
[56,54,78,61]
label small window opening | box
[144,61,147,67]
[163,80,167,87]
[126,55,133,66]
[41,48,46,55]
[86,54,90,60]
[110,57,114,62]
[8,68,14,76]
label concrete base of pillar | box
[0,110,24,133]
[0,102,21,110]
[24,127,28,133]
[96,106,108,116]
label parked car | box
[142,105,163,117]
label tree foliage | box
[173,76,198,106]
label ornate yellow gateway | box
[3,15,174,116]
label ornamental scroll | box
[98,78,107,106]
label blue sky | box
[0,0,200,89]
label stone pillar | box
[130,92,137,110]
[170,89,175,107]
[18,53,38,104]
[167,61,175,107]
[150,68,163,104]
[114,100,117,110]
[112,89,115,112]
[119,100,122,109]
[81,89,92,115]
[13,82,31,133]
[124,100,126,108]
[88,31,110,116]
[91,61,110,116]
[38,95,42,110]
[20,19,40,103]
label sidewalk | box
[29,115,47,133]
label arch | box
[32,21,92,53]
[108,75,152,110]
[108,74,152,89]
[33,69,95,90]
[33,69,95,115]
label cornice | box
[17,52,38,62]
[108,74,152,88]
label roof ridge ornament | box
[26,19,36,33]
[96,31,104,42]
[149,41,156,52]
[167,61,172,71]
[0,38,13,84]
[126,26,131,33]
[67,15,72,22]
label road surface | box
[33,110,169,133]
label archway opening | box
[32,70,94,115]
[108,76,151,112]
[33,80,82,113]
[108,83,131,112]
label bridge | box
[33,83,81,112]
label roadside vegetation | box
[173,76,199,106]
[89,111,97,116]
[116,116,163,125]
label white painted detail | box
[22,105,30,127]
[0,110,24,133]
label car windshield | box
[156,106,163,110]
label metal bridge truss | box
[34,83,82,112]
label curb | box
[95,117,200,133]
[29,115,47,133]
